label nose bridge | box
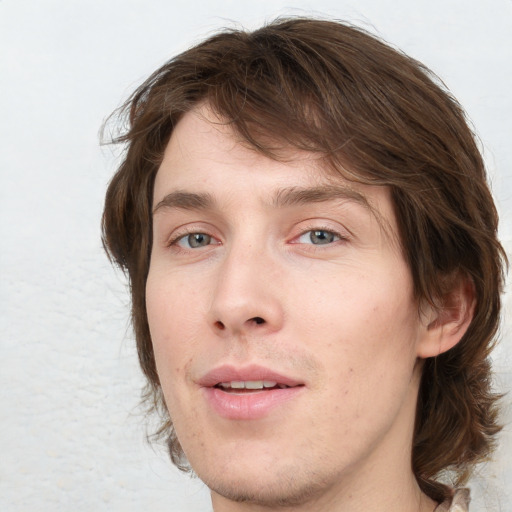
[209,235,283,335]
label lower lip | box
[202,386,304,420]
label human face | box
[146,106,427,509]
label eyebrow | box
[271,185,370,210]
[152,185,370,215]
[153,191,215,214]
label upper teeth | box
[219,380,281,389]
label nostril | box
[214,320,225,330]
[252,317,265,325]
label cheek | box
[145,273,201,388]
[146,286,198,425]
[293,264,420,375]
[146,267,205,336]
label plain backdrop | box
[1,1,511,511]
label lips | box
[198,364,305,420]
[198,364,303,388]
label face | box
[146,106,428,508]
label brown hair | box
[102,17,507,502]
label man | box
[102,18,506,511]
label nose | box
[208,243,284,337]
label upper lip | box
[198,364,304,388]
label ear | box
[417,273,476,358]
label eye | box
[297,229,341,245]
[175,232,213,249]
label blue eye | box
[177,233,212,248]
[298,230,340,245]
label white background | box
[1,1,510,510]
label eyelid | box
[296,229,341,244]
[289,223,350,245]
[176,233,211,249]
[165,225,221,249]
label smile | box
[200,365,305,420]
[216,380,291,391]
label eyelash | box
[292,225,346,247]
[166,225,346,252]
[166,228,218,250]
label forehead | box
[156,105,326,188]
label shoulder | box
[435,489,471,512]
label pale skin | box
[146,105,474,512]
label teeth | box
[244,381,263,390]
[218,380,279,390]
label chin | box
[199,457,337,508]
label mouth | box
[215,380,294,393]
[199,365,305,420]
[199,364,304,390]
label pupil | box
[311,230,334,244]
[189,233,210,248]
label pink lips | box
[199,364,305,420]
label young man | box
[102,18,506,511]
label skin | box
[146,105,472,512]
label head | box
[102,17,506,504]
